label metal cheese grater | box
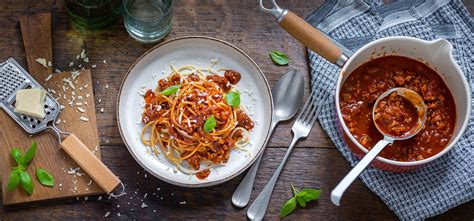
[0,58,123,195]
[0,58,69,141]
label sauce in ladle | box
[373,92,419,138]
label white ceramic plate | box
[117,36,273,187]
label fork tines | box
[296,87,330,126]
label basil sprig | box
[280,184,321,218]
[269,50,289,66]
[203,115,216,133]
[161,85,180,96]
[6,141,55,196]
[225,91,240,107]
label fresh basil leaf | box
[161,85,180,96]
[295,192,307,207]
[22,141,37,165]
[36,168,54,187]
[280,197,297,218]
[7,171,20,191]
[11,148,23,166]
[301,188,321,202]
[225,91,240,107]
[19,171,33,195]
[203,115,216,133]
[270,50,289,66]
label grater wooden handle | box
[60,134,120,194]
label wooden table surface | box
[0,0,472,220]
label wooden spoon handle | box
[279,10,342,64]
[61,134,120,194]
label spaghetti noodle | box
[141,65,254,180]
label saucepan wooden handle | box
[61,134,120,194]
[279,11,342,64]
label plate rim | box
[116,36,274,187]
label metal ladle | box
[331,87,428,206]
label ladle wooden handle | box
[61,134,121,194]
[279,11,342,64]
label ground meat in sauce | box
[237,111,254,130]
[158,74,181,91]
[339,56,455,162]
[373,92,419,137]
[186,73,200,82]
[196,169,210,180]
[224,70,241,84]
[206,74,231,91]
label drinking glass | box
[123,0,174,43]
[65,0,123,30]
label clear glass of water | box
[123,0,173,43]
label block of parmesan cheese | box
[14,88,46,119]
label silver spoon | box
[231,69,304,208]
[331,87,427,206]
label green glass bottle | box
[65,0,123,30]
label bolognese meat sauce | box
[339,56,455,161]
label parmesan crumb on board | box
[141,202,148,208]
[80,49,86,59]
[100,108,104,113]
[62,78,76,90]
[45,74,53,81]
[79,116,89,122]
[103,59,107,64]
[77,107,86,113]
[35,58,48,68]
[104,211,110,217]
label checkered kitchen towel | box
[306,0,473,220]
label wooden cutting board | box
[0,13,103,205]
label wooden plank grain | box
[1,146,473,220]
[0,0,473,219]
[19,12,52,79]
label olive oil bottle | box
[65,0,123,30]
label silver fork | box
[247,86,330,220]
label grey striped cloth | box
[306,0,473,220]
